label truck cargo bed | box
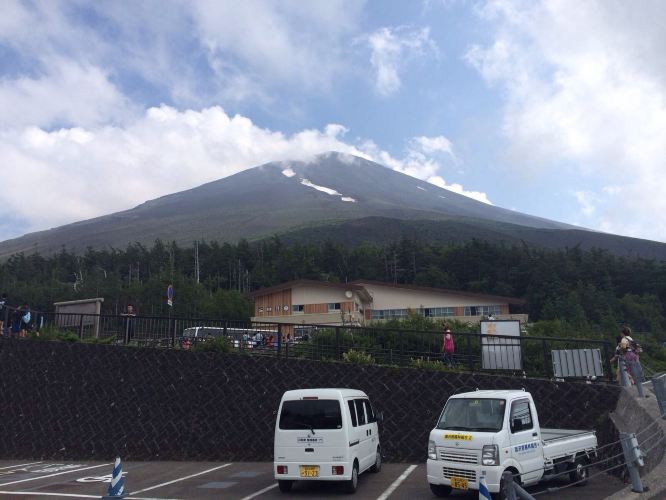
[541,428,597,461]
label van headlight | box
[482,444,499,466]
[428,440,437,460]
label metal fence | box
[0,306,614,381]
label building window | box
[464,305,501,316]
[293,304,304,313]
[371,308,409,320]
[328,303,341,311]
[425,307,454,317]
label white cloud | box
[573,190,599,217]
[0,59,134,129]
[429,176,492,204]
[0,106,488,236]
[467,0,666,242]
[366,26,436,96]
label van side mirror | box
[511,418,523,432]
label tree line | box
[1,237,665,341]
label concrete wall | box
[0,338,620,463]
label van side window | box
[510,399,533,433]
[363,399,376,423]
[348,400,358,427]
[354,399,367,425]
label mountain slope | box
[1,152,664,259]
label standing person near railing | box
[0,293,7,336]
[19,304,31,338]
[121,303,136,343]
[441,325,455,367]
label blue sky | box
[1,0,666,243]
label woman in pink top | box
[442,327,455,367]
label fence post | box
[78,314,85,341]
[501,471,518,500]
[602,341,613,382]
[398,330,404,365]
[618,356,630,388]
[619,432,645,493]
[335,326,341,360]
[541,339,551,378]
[651,374,666,419]
[467,334,473,372]
[277,324,282,358]
[171,318,177,348]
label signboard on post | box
[481,320,522,370]
[167,284,174,307]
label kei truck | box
[427,389,597,498]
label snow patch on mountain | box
[341,197,356,203]
[282,168,296,178]
[416,186,427,191]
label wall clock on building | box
[344,290,353,299]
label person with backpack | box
[19,304,31,338]
[442,326,455,367]
[616,326,647,397]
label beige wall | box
[291,284,367,307]
[358,282,504,310]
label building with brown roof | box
[249,279,527,326]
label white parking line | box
[0,492,99,498]
[375,464,418,500]
[128,463,232,495]
[0,463,112,487]
[0,461,43,470]
[239,483,278,500]
[0,493,182,500]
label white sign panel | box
[481,320,522,370]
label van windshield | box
[436,398,506,432]
[279,400,342,430]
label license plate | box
[450,476,468,490]
[299,465,319,478]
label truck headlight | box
[428,440,437,460]
[482,445,499,466]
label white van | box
[274,388,382,494]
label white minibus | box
[274,388,382,493]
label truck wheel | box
[344,463,359,494]
[569,458,589,486]
[370,448,382,473]
[429,483,452,497]
[277,480,293,493]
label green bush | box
[409,357,449,372]
[342,349,375,365]
[28,325,79,342]
[192,336,233,353]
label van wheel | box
[344,463,359,494]
[569,458,589,486]
[278,480,293,493]
[429,483,452,497]
[370,449,382,473]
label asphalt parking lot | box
[0,460,626,499]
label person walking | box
[442,326,455,367]
[616,326,646,398]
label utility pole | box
[194,240,200,284]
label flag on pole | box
[479,474,492,500]
[107,457,125,497]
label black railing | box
[0,306,614,381]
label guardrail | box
[0,306,614,380]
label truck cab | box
[427,389,597,498]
